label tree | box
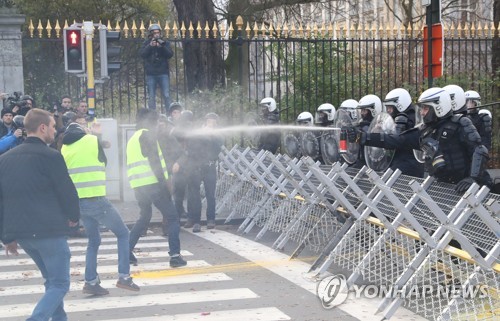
[172,0,226,92]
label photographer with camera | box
[0,113,25,155]
[140,24,174,113]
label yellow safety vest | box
[126,129,168,188]
[61,134,106,198]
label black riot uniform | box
[468,111,492,152]
[360,107,491,193]
[258,110,281,153]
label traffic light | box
[99,28,122,78]
[63,27,85,73]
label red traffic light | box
[63,27,85,73]
[69,31,79,45]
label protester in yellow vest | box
[126,108,186,267]
[61,123,140,295]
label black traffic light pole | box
[426,0,441,88]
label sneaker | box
[207,220,216,229]
[170,255,187,268]
[116,277,140,292]
[184,219,194,228]
[130,252,138,266]
[83,282,109,296]
[192,223,201,233]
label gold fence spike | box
[283,22,289,38]
[357,23,363,39]
[349,23,354,39]
[327,22,333,39]
[139,20,146,38]
[123,20,129,38]
[290,21,297,38]
[196,21,202,38]
[63,20,68,29]
[464,22,470,38]
[392,24,398,38]
[378,23,384,39]
[336,22,341,39]
[45,20,52,38]
[252,21,258,37]
[73,19,77,26]
[456,22,462,38]
[268,21,274,38]
[320,22,326,38]
[107,20,112,30]
[28,19,34,38]
[188,21,194,38]
[219,21,225,38]
[131,20,137,38]
[313,23,319,39]
[471,22,476,38]
[306,22,311,39]
[164,21,170,39]
[228,21,234,38]
[211,21,218,38]
[276,22,282,38]
[172,21,178,38]
[204,21,210,39]
[371,22,377,39]
[37,19,43,38]
[180,21,186,39]
[260,22,267,37]
[236,15,244,31]
[54,20,61,38]
[483,21,489,38]
[114,21,121,32]
[298,22,304,38]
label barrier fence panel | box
[215,146,499,320]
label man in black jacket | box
[0,108,80,321]
[140,24,174,112]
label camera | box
[5,92,27,109]
[153,38,166,46]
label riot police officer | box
[315,103,336,127]
[352,94,382,168]
[353,87,490,193]
[382,88,424,177]
[258,97,281,153]
[465,90,492,151]
[296,111,314,126]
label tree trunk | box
[172,0,225,92]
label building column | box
[0,7,25,109]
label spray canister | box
[339,129,348,153]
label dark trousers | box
[173,171,187,218]
[186,163,217,223]
[130,183,181,256]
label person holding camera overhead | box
[0,111,25,155]
[140,24,174,113]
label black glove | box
[454,177,475,194]
[420,137,439,159]
[342,126,359,143]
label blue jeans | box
[130,183,180,256]
[18,237,71,321]
[146,74,170,111]
[79,197,130,282]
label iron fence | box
[20,19,500,164]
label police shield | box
[364,112,396,171]
[320,128,340,165]
[243,112,261,148]
[300,129,322,161]
[282,131,302,159]
[334,109,358,164]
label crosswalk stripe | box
[0,260,210,281]
[2,288,260,318]
[0,250,193,268]
[67,235,166,244]
[14,241,176,255]
[0,273,232,297]
[99,307,291,321]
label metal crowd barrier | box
[215,146,500,321]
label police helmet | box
[465,90,481,110]
[339,99,359,121]
[383,88,412,113]
[478,109,491,118]
[315,103,336,123]
[260,97,277,113]
[443,85,466,114]
[296,111,314,125]
[179,110,194,123]
[148,24,161,33]
[22,95,34,103]
[13,115,24,128]
[358,94,382,117]
[205,112,219,120]
[62,111,76,127]
[417,87,452,124]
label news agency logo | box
[316,274,489,309]
[316,274,349,309]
